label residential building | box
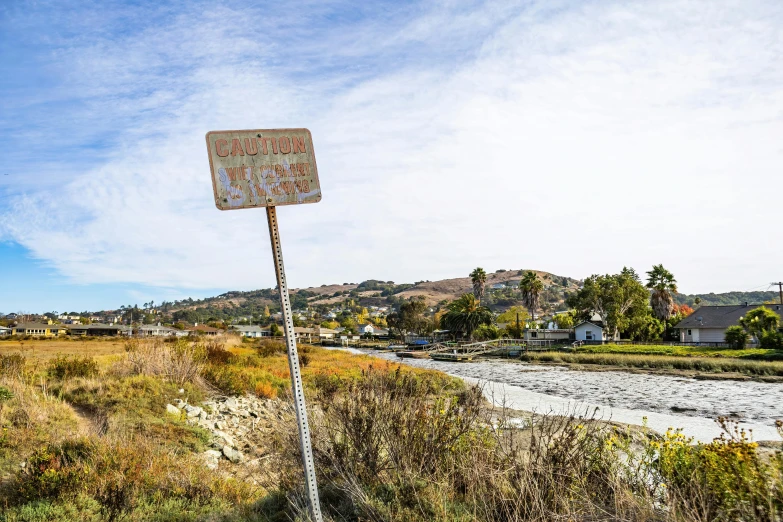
[294,327,315,343]
[12,323,68,337]
[574,321,619,342]
[189,324,221,336]
[523,329,572,341]
[675,304,783,343]
[316,327,338,340]
[138,324,181,337]
[69,323,131,337]
[357,323,376,335]
[231,325,271,338]
[0,326,11,336]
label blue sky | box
[1,0,783,313]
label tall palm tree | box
[519,271,543,320]
[441,294,493,340]
[646,264,678,322]
[470,267,488,303]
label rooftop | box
[675,304,782,329]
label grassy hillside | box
[1,338,781,521]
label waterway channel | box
[341,348,783,442]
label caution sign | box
[206,129,321,210]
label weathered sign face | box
[206,129,321,210]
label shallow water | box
[351,349,783,442]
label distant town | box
[3,267,781,349]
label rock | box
[222,445,242,463]
[224,397,238,409]
[175,399,186,408]
[166,404,181,416]
[184,405,203,418]
[203,450,222,470]
[214,430,234,447]
[178,388,185,394]
[199,410,208,420]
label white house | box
[231,325,271,338]
[138,324,181,337]
[574,321,619,342]
[0,326,11,336]
[357,323,376,335]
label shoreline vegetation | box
[0,337,781,521]
[519,343,783,380]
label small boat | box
[396,351,430,359]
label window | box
[531,331,537,338]
[585,330,593,340]
[687,329,691,336]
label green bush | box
[759,330,783,349]
[725,325,750,349]
[46,356,98,380]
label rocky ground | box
[166,394,295,485]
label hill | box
[158,273,781,324]
[162,269,582,323]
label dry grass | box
[0,338,127,370]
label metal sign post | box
[206,129,323,521]
[267,206,322,521]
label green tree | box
[441,294,493,340]
[519,271,544,320]
[552,310,576,329]
[739,307,781,346]
[496,306,529,326]
[724,325,750,349]
[646,264,678,323]
[470,268,487,303]
[399,298,428,335]
[567,268,649,340]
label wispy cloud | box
[1,0,782,294]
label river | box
[338,348,783,442]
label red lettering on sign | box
[231,139,245,156]
[244,138,258,155]
[274,164,283,177]
[291,136,305,154]
[279,136,291,154]
[271,138,279,154]
[258,138,269,155]
[215,139,229,157]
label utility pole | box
[773,282,783,305]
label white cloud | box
[2,0,783,294]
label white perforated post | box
[266,206,323,522]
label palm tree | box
[441,294,493,340]
[470,268,487,303]
[646,264,678,322]
[519,271,543,320]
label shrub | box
[257,339,286,357]
[124,339,205,386]
[759,330,783,349]
[725,325,750,349]
[645,418,783,521]
[0,354,26,378]
[46,356,98,380]
[254,381,277,399]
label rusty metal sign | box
[206,129,321,210]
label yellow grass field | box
[0,338,128,365]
